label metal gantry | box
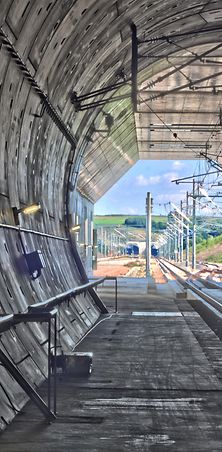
[146,192,152,275]
[157,193,194,268]
[157,172,222,269]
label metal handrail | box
[28,277,107,312]
[89,276,118,313]
[0,309,58,333]
[0,277,118,422]
[0,277,117,331]
[0,309,57,422]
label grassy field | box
[94,214,167,226]
[94,215,128,226]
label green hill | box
[197,234,222,263]
[94,214,167,226]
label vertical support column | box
[174,229,178,262]
[92,229,97,270]
[180,200,183,263]
[104,228,107,257]
[100,227,103,257]
[186,191,189,267]
[186,191,190,267]
[168,237,171,260]
[177,225,180,262]
[115,278,118,313]
[146,192,152,276]
[192,180,196,270]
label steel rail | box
[159,258,222,290]
[158,258,222,314]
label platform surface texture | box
[1,278,222,451]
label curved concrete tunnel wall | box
[0,0,109,429]
[0,0,221,429]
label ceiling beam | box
[136,110,220,114]
[143,69,222,102]
[140,43,222,90]
[139,89,222,97]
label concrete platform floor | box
[1,278,222,451]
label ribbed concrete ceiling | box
[1,1,222,207]
[137,43,222,160]
[75,1,222,202]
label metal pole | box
[180,200,183,263]
[146,192,152,275]
[104,228,107,257]
[186,191,189,267]
[174,229,177,262]
[100,227,103,256]
[192,180,196,270]
[177,224,180,262]
[92,229,97,269]
[177,212,181,262]
[168,238,171,259]
[115,278,118,313]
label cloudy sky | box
[94,159,205,215]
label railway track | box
[157,258,222,318]
[158,257,222,288]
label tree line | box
[124,217,166,230]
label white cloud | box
[156,193,185,204]
[136,172,178,186]
[126,207,139,214]
[172,161,185,169]
[136,174,161,186]
[162,172,179,183]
